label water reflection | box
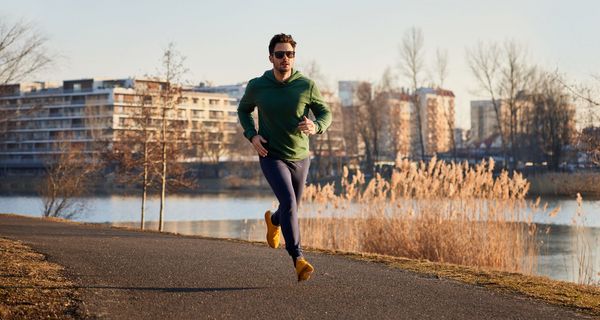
[536,224,600,283]
[1,194,599,284]
[113,219,265,242]
[2,194,599,227]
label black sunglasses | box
[273,51,295,59]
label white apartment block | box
[193,82,247,102]
[378,91,412,162]
[0,78,238,169]
[414,88,455,156]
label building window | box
[72,95,86,105]
[209,111,224,119]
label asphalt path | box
[0,214,592,319]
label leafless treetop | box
[0,18,51,84]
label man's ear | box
[268,55,274,64]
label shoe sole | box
[297,264,314,282]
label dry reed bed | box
[300,158,544,275]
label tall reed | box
[572,193,598,285]
[300,157,541,274]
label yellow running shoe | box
[264,210,280,248]
[295,257,314,282]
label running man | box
[237,33,332,282]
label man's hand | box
[251,135,268,157]
[297,116,316,135]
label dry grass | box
[300,157,542,275]
[528,172,600,197]
[0,237,82,319]
[572,193,599,286]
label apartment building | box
[0,78,238,171]
[470,100,502,144]
[414,88,455,156]
[193,82,247,102]
[311,90,345,157]
[469,98,531,147]
[380,90,412,161]
[338,81,456,161]
[338,81,366,160]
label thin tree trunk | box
[414,94,426,160]
[141,139,148,230]
[159,107,167,232]
[490,97,508,169]
[449,125,457,162]
[141,183,147,230]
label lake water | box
[1,194,599,284]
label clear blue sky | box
[3,0,599,129]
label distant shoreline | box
[3,171,600,199]
[527,172,600,199]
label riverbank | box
[0,175,271,196]
[528,172,600,198]
[1,214,598,318]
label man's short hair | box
[268,33,297,55]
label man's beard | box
[276,64,291,73]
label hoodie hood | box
[263,69,303,85]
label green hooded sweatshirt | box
[237,69,332,161]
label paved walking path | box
[0,214,591,319]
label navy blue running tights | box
[259,156,310,259]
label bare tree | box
[300,59,330,92]
[580,126,600,165]
[0,19,51,84]
[227,124,255,161]
[109,44,194,232]
[558,75,600,108]
[354,82,379,174]
[467,41,507,166]
[39,135,101,219]
[556,74,600,125]
[399,27,426,160]
[0,18,52,139]
[109,90,162,229]
[528,71,576,170]
[38,89,108,219]
[558,75,600,166]
[499,41,535,168]
[155,43,192,232]
[467,40,533,168]
[434,48,448,88]
[302,60,336,181]
[201,120,230,177]
[433,48,457,160]
[310,94,344,181]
